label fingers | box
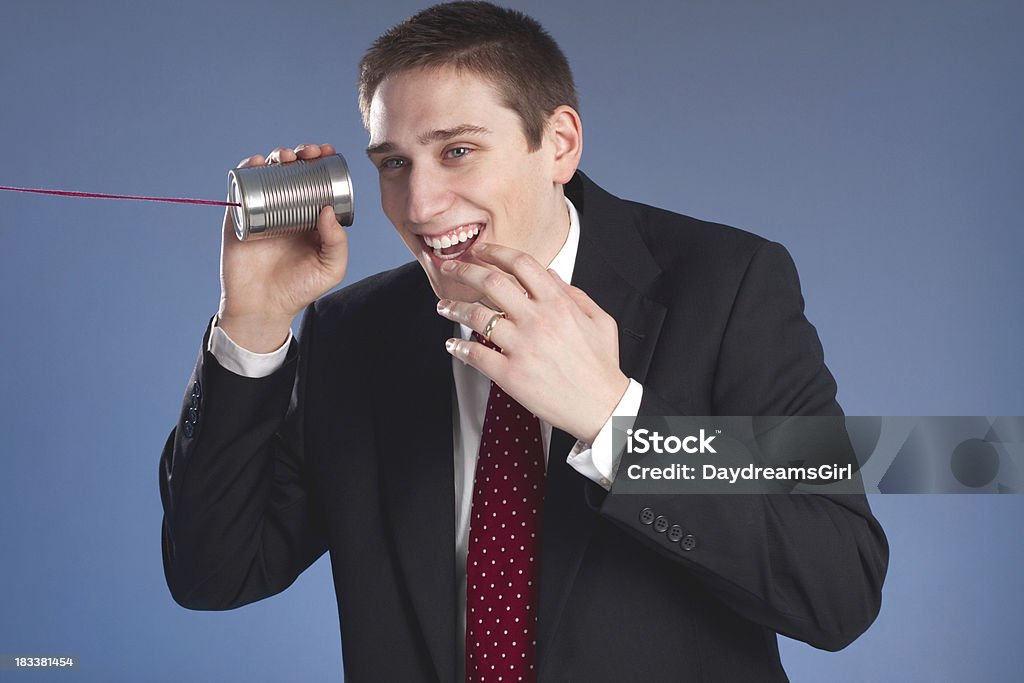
[437,299,516,347]
[237,154,266,169]
[241,143,336,169]
[444,335,508,377]
[469,243,561,301]
[315,204,347,251]
[266,146,297,164]
[439,259,529,317]
[265,143,337,165]
[294,142,335,160]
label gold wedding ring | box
[482,311,506,342]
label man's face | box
[366,66,568,302]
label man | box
[160,2,888,681]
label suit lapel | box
[374,274,457,683]
[537,173,668,668]
[569,172,667,384]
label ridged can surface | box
[227,154,354,240]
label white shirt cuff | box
[207,318,292,379]
[566,378,643,491]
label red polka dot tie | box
[465,351,546,682]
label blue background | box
[1,1,1021,680]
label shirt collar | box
[547,195,580,285]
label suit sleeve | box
[599,241,889,651]
[159,305,327,610]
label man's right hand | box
[216,143,349,353]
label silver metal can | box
[227,153,355,241]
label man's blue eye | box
[382,158,405,170]
[447,147,470,159]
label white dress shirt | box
[208,196,643,666]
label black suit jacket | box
[161,171,888,681]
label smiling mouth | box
[422,224,484,260]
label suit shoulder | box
[571,171,798,295]
[611,197,804,303]
[624,199,772,269]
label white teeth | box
[423,224,482,251]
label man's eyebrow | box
[416,124,492,146]
[366,125,492,157]
[365,141,394,157]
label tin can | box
[227,153,354,241]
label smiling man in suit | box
[160,2,888,681]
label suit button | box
[183,421,194,438]
[653,516,669,533]
[192,380,202,399]
[667,525,684,542]
[639,508,655,525]
[681,534,698,551]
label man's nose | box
[405,166,452,225]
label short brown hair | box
[358,1,578,151]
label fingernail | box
[445,338,457,353]
[437,298,450,313]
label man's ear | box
[546,105,583,184]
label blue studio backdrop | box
[1,1,1021,681]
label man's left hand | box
[436,243,629,445]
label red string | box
[0,185,239,207]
